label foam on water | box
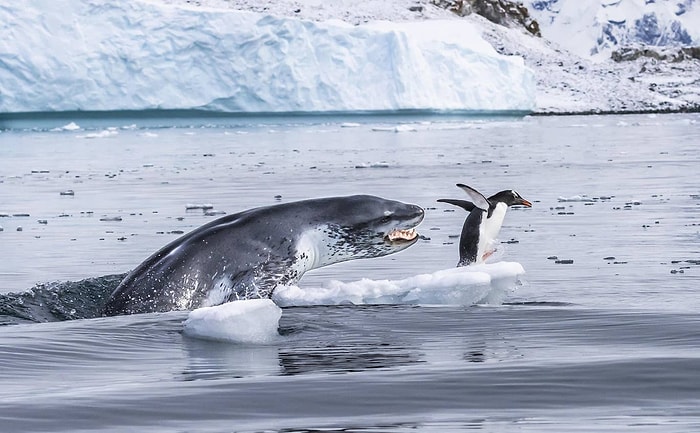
[273,262,525,307]
[183,299,282,344]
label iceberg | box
[0,0,535,114]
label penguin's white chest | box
[477,203,508,262]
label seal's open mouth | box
[386,228,418,242]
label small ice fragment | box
[99,216,123,222]
[204,210,226,216]
[183,299,282,344]
[186,203,214,210]
[340,122,360,128]
[371,125,416,132]
[557,195,595,202]
[355,162,390,169]
[394,125,417,132]
[78,130,118,139]
[61,122,81,131]
[371,126,396,132]
[51,122,80,131]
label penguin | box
[438,184,532,267]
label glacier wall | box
[0,0,535,114]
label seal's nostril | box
[412,205,425,219]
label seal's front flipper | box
[455,184,490,211]
[437,199,477,213]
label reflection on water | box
[179,306,524,381]
[277,342,424,376]
[181,337,282,380]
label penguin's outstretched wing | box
[455,184,490,211]
[436,199,477,212]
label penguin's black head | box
[488,190,532,208]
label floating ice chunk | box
[205,210,227,216]
[51,122,80,132]
[393,124,417,132]
[371,125,417,132]
[557,195,596,202]
[183,299,282,344]
[78,129,118,139]
[273,262,525,307]
[354,162,391,169]
[186,203,214,210]
[340,122,361,128]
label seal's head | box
[299,195,425,267]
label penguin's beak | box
[518,198,532,208]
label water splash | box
[0,274,126,325]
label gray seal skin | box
[438,184,531,267]
[104,195,424,316]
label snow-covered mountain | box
[528,0,700,59]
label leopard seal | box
[104,195,424,316]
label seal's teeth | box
[387,228,418,241]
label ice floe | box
[273,262,525,307]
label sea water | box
[1,112,699,432]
